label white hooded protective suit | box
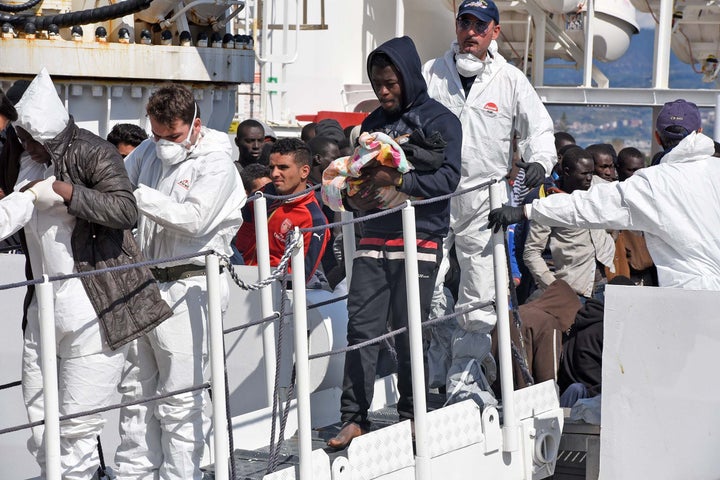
[423,41,557,332]
[14,68,128,480]
[527,132,720,290]
[117,126,245,480]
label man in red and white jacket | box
[235,137,329,284]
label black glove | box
[517,161,546,189]
[488,206,525,233]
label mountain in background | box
[539,29,717,153]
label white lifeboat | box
[440,0,638,63]
[535,0,580,14]
[628,0,720,80]
[565,0,640,62]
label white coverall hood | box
[659,131,714,165]
[14,68,69,142]
[190,125,234,160]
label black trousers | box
[340,232,441,425]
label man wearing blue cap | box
[651,99,702,165]
[423,0,557,396]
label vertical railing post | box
[653,0,672,89]
[37,275,60,480]
[714,93,720,142]
[254,196,278,404]
[395,0,404,37]
[340,211,355,288]
[207,254,229,480]
[532,12,546,87]
[582,0,595,88]
[489,182,518,452]
[401,202,430,480]
[290,228,312,479]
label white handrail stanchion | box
[340,211,355,288]
[489,182,519,452]
[207,254,229,480]
[37,275,61,480]
[254,196,277,404]
[582,0,595,88]
[290,228,312,479]
[401,202,430,480]
[654,0,672,89]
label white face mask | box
[455,52,486,77]
[154,105,197,166]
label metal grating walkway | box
[202,393,448,479]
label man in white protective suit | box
[117,84,246,479]
[423,0,557,394]
[12,68,172,479]
[489,130,720,290]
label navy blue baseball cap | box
[457,0,500,25]
[656,99,701,137]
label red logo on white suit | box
[483,102,498,112]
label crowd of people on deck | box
[1,0,720,477]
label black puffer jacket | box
[44,117,173,350]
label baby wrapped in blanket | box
[322,129,446,212]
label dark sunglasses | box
[456,18,491,35]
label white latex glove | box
[28,176,64,210]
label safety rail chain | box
[0,177,513,480]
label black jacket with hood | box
[358,36,462,237]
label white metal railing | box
[340,210,355,287]
[14,177,508,480]
[254,195,278,404]
[33,254,229,480]
[402,202,431,480]
[206,255,230,480]
[257,0,301,123]
[37,275,61,480]
[257,180,511,479]
[289,228,313,479]
[490,182,518,452]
